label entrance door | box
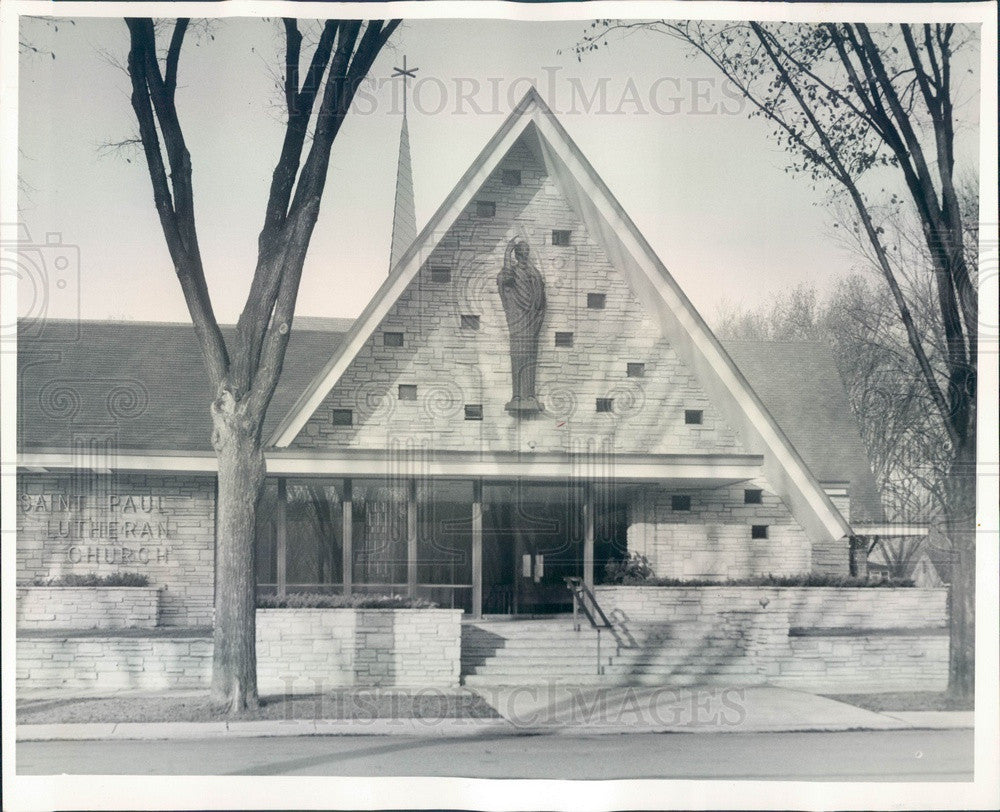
[482,481,582,615]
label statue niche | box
[497,237,546,415]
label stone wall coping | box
[256,607,463,614]
[789,626,948,637]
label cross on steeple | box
[388,56,418,273]
[391,55,419,118]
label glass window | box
[285,479,344,589]
[353,479,408,586]
[254,478,344,594]
[417,480,473,611]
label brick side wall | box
[16,473,215,626]
[293,137,745,458]
[626,480,820,579]
[16,587,161,629]
[17,609,462,692]
[595,586,948,692]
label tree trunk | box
[210,394,265,711]
[848,537,869,578]
[945,433,976,700]
[945,433,976,701]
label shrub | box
[28,572,150,587]
[605,572,914,588]
[603,552,654,584]
[257,592,437,609]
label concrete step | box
[462,630,596,641]
[461,673,761,688]
[464,664,604,677]
[462,639,600,652]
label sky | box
[16,15,982,327]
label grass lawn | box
[17,690,500,725]
[824,691,973,712]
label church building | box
[17,88,890,625]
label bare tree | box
[125,16,399,712]
[715,277,945,579]
[580,20,979,699]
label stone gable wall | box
[16,472,215,626]
[625,479,817,579]
[294,137,744,458]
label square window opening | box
[587,292,607,310]
[476,200,496,218]
[398,384,417,401]
[751,524,769,539]
[555,331,574,348]
[429,266,451,283]
[383,332,404,348]
[744,489,763,505]
[684,409,704,425]
[331,409,353,426]
[627,362,645,378]
[671,495,692,512]
[460,314,480,330]
[464,404,483,421]
[596,397,614,413]
[501,169,521,186]
[551,229,572,246]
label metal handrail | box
[564,577,612,631]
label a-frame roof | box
[268,87,853,544]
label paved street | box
[17,729,973,780]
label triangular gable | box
[270,87,851,545]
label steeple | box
[389,56,418,273]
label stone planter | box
[16,586,161,630]
[255,608,463,693]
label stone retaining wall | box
[16,587,161,630]
[17,635,212,691]
[17,608,462,693]
[256,608,462,692]
[595,586,948,692]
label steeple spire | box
[389,57,418,273]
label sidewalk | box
[15,685,975,741]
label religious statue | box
[497,237,546,414]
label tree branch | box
[125,17,228,388]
